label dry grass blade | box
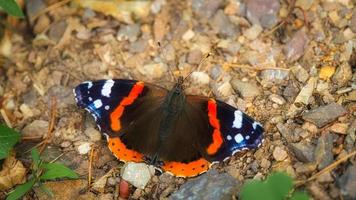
[88,146,95,188]
[39,97,57,154]
[224,63,290,71]
[295,150,356,186]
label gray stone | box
[350,11,356,33]
[117,23,141,42]
[260,69,289,82]
[210,10,239,38]
[245,0,280,28]
[209,65,223,80]
[302,103,347,128]
[26,0,46,24]
[231,80,261,99]
[295,0,314,10]
[46,86,76,108]
[332,62,352,88]
[191,0,223,19]
[48,20,67,43]
[187,49,203,65]
[314,133,334,170]
[337,165,356,200]
[345,119,356,151]
[22,120,49,137]
[276,123,294,142]
[283,30,309,62]
[84,127,102,142]
[289,142,315,162]
[129,39,148,53]
[283,83,299,102]
[170,170,238,200]
[291,65,309,83]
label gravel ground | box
[0,0,355,199]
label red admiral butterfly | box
[74,77,263,177]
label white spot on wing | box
[105,105,110,110]
[252,121,258,129]
[234,133,244,143]
[84,81,93,89]
[93,99,103,108]
[227,135,232,140]
[232,110,243,129]
[101,79,114,97]
[88,97,93,101]
[246,135,250,140]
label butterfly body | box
[74,78,263,177]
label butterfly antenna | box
[183,52,212,83]
[197,52,212,71]
[157,42,177,82]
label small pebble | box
[283,30,309,62]
[231,79,261,99]
[245,0,280,28]
[273,146,288,161]
[120,162,154,189]
[190,72,210,85]
[182,29,195,41]
[187,49,203,65]
[269,94,286,105]
[329,123,348,134]
[243,24,263,40]
[85,127,102,142]
[138,62,167,79]
[77,142,91,155]
[22,120,49,137]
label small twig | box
[0,109,12,128]
[295,150,356,186]
[21,136,44,140]
[295,6,309,28]
[39,97,57,154]
[88,146,95,188]
[224,63,290,71]
[49,152,66,163]
[30,0,72,23]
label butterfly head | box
[173,76,185,94]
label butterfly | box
[74,77,263,177]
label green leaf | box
[290,191,310,200]
[240,172,294,200]
[0,0,24,17]
[40,163,79,180]
[266,172,294,199]
[31,148,41,169]
[0,124,20,159]
[241,180,274,200]
[6,178,36,200]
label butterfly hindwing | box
[74,79,168,162]
[205,98,264,162]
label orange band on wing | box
[108,137,144,162]
[206,99,223,155]
[162,158,211,177]
[110,82,144,131]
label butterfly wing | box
[74,79,168,162]
[205,98,264,163]
[158,96,263,177]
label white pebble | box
[77,142,91,155]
